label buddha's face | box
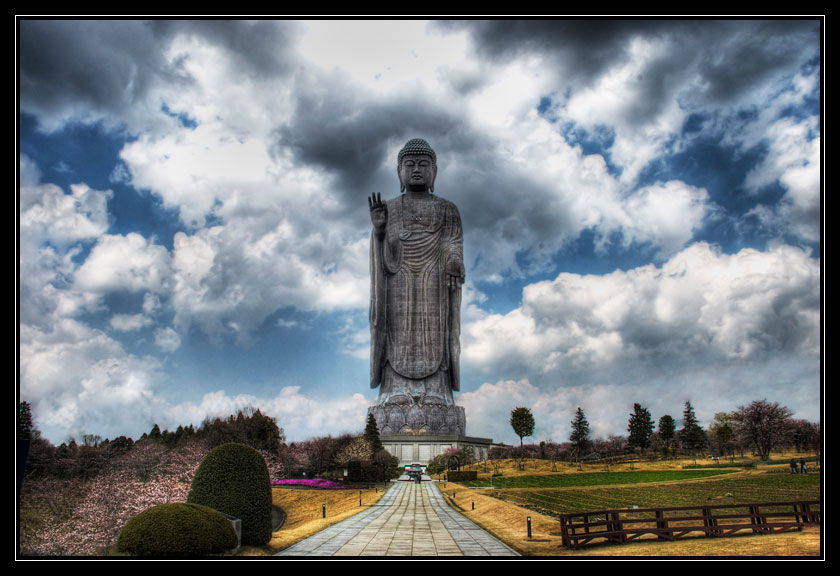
[399,154,436,192]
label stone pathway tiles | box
[275,481,520,557]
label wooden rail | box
[558,500,820,548]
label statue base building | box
[368,403,494,466]
[377,432,495,467]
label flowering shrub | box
[271,478,349,490]
[20,439,209,556]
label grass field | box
[435,453,821,556]
[457,469,737,489]
[247,453,821,557]
[437,481,821,557]
[479,471,820,516]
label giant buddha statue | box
[367,138,466,435]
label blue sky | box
[18,19,822,445]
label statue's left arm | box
[445,202,464,391]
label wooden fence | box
[558,500,820,548]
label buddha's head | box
[397,138,437,193]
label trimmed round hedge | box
[117,502,237,556]
[187,442,272,546]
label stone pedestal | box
[379,433,495,467]
[368,402,465,436]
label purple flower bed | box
[271,478,350,490]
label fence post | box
[749,505,765,534]
[560,516,568,547]
[655,509,669,540]
[527,516,532,539]
[610,511,626,543]
[702,507,719,536]
[801,502,813,523]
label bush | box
[187,443,272,546]
[117,502,237,557]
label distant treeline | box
[20,406,284,480]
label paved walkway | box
[275,481,520,557]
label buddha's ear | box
[398,165,406,193]
[430,164,437,194]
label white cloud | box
[463,242,819,380]
[74,233,171,294]
[564,34,689,183]
[142,293,161,315]
[168,219,369,340]
[20,182,111,247]
[19,318,164,442]
[165,387,372,441]
[620,181,712,256]
[744,116,820,242]
[19,162,113,324]
[109,313,153,332]
[154,327,182,352]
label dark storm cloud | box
[693,20,820,103]
[149,19,301,77]
[19,19,181,125]
[273,68,458,186]
[438,19,819,110]
[19,19,301,129]
[435,19,668,83]
[271,66,578,278]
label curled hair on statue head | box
[397,138,437,193]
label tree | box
[658,414,676,457]
[790,419,820,453]
[509,407,535,447]
[678,401,707,456]
[627,403,655,451]
[709,412,737,457]
[19,401,34,440]
[732,399,794,461]
[569,407,591,457]
[364,413,384,454]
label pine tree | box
[658,414,676,456]
[509,407,536,447]
[569,407,590,457]
[627,403,655,451]
[364,413,383,454]
[679,401,707,456]
[18,401,34,440]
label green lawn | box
[483,473,820,517]
[458,469,737,489]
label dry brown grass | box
[450,453,817,480]
[235,486,385,556]
[436,466,822,557]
